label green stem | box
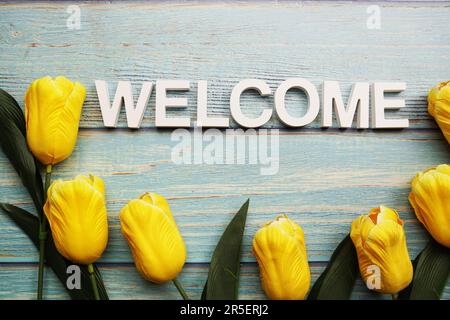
[37,164,52,300]
[173,278,189,300]
[88,264,100,300]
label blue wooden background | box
[0,1,449,299]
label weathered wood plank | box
[1,262,448,300]
[0,129,448,263]
[1,2,449,128]
[1,1,449,300]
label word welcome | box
[95,79,408,129]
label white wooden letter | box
[155,80,191,127]
[371,82,408,128]
[275,78,320,127]
[230,79,272,128]
[197,80,229,127]
[95,80,152,128]
[321,81,370,128]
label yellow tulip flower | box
[25,76,86,165]
[120,193,186,284]
[428,80,450,144]
[350,206,413,294]
[409,164,450,248]
[252,215,310,300]
[43,174,108,265]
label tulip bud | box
[409,164,450,248]
[44,174,108,265]
[25,76,86,165]
[428,81,450,144]
[350,206,413,294]
[120,193,186,283]
[252,215,310,300]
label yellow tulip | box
[409,164,450,248]
[428,80,450,144]
[120,193,186,284]
[43,174,108,265]
[25,76,86,165]
[252,215,310,300]
[350,206,413,294]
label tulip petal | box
[428,81,450,144]
[409,165,450,248]
[351,207,413,294]
[253,216,310,300]
[44,175,108,264]
[120,197,186,283]
[25,76,85,165]
[140,192,174,221]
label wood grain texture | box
[0,1,449,299]
[0,129,448,263]
[1,1,450,128]
[1,262,448,300]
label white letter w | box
[95,80,152,128]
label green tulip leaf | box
[0,203,109,300]
[202,199,249,300]
[398,239,450,300]
[0,89,108,300]
[0,89,44,216]
[308,234,358,300]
